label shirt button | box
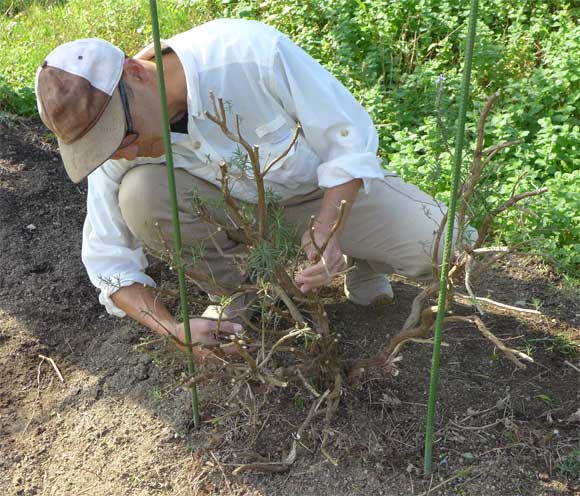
[193,141,201,150]
[340,128,349,137]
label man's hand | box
[111,284,244,359]
[293,178,361,294]
[294,225,347,293]
[172,318,243,357]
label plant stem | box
[423,0,479,474]
[148,0,201,428]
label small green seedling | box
[557,449,580,480]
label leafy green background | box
[1,0,578,280]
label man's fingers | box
[300,236,322,263]
[297,271,328,287]
[303,244,318,262]
[299,283,320,294]
[295,260,334,284]
[296,262,325,279]
[213,321,243,335]
[295,275,328,291]
[199,319,243,335]
[296,269,331,293]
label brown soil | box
[1,118,579,496]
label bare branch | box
[472,246,510,254]
[475,92,500,158]
[432,212,448,280]
[272,284,308,325]
[456,93,501,232]
[403,283,439,331]
[306,200,348,263]
[464,254,484,314]
[349,304,437,377]
[483,139,524,159]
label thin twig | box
[464,255,484,314]
[296,369,320,398]
[38,355,65,383]
[454,294,542,315]
[315,201,348,260]
[472,246,510,254]
[321,371,342,466]
[564,361,580,374]
[432,212,448,280]
[482,139,524,167]
[450,418,503,431]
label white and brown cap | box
[35,39,127,182]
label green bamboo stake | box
[148,0,201,429]
[423,0,479,474]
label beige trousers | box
[118,165,467,291]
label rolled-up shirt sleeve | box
[82,163,155,317]
[266,34,384,193]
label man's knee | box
[396,223,478,282]
[119,165,168,244]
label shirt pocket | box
[255,115,321,190]
[255,115,298,173]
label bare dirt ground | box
[1,119,579,495]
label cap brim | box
[58,87,126,183]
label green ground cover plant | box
[1,0,578,279]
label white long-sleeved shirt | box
[82,19,384,316]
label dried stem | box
[432,212,448,280]
[464,254,483,314]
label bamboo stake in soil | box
[423,0,479,474]
[148,0,200,428]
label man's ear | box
[122,58,149,84]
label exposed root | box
[444,315,533,369]
[349,305,436,379]
[320,371,342,466]
[454,293,542,315]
